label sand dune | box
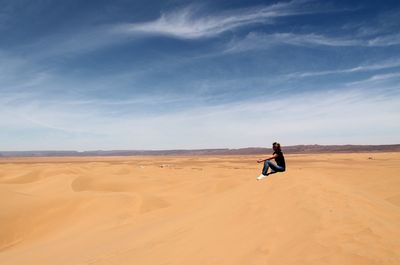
[0,153,399,265]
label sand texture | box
[1,153,399,265]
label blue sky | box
[1,0,400,150]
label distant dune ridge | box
[1,144,400,157]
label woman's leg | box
[262,160,283,175]
[262,160,270,175]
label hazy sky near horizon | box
[1,0,400,150]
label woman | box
[256,142,286,180]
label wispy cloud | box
[11,1,396,60]
[346,72,400,87]
[225,32,356,52]
[7,1,323,59]
[352,8,400,38]
[1,84,399,150]
[226,31,400,53]
[113,0,325,39]
[285,58,400,78]
[367,33,400,46]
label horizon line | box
[1,144,399,154]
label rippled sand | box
[1,153,399,265]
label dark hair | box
[272,142,281,151]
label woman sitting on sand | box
[256,142,286,180]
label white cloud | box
[1,86,399,150]
[114,0,323,39]
[346,72,400,87]
[285,58,400,78]
[5,1,327,59]
[225,32,357,53]
[367,33,400,46]
[226,31,400,53]
[11,1,397,60]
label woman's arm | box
[257,154,277,163]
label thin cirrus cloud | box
[346,72,400,87]
[221,8,400,51]
[225,31,400,53]
[20,2,396,59]
[113,0,325,39]
[285,58,400,78]
[367,33,400,46]
[10,1,398,63]
[1,85,399,150]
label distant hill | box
[1,144,400,157]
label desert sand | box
[0,153,399,265]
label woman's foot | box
[256,174,267,180]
